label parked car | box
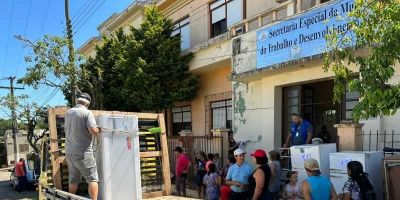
[9,152,40,191]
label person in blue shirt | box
[302,158,337,200]
[283,113,314,148]
[225,148,253,200]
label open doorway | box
[282,80,341,145]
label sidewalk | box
[0,167,37,200]
[171,184,200,199]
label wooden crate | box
[47,107,171,199]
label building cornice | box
[158,0,192,18]
[77,36,101,54]
[98,2,144,34]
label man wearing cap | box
[302,158,337,200]
[283,113,313,148]
[174,146,190,197]
[226,148,253,200]
[65,93,101,200]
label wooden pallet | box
[47,107,171,199]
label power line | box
[39,0,52,36]
[0,76,24,162]
[71,0,98,27]
[3,0,15,77]
[73,0,107,35]
[15,0,33,75]
[71,0,96,22]
[73,0,106,34]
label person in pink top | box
[15,158,27,192]
[205,153,214,172]
[174,146,190,197]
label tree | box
[0,119,13,138]
[16,35,83,106]
[324,0,400,121]
[0,94,47,153]
[79,31,131,110]
[81,6,199,112]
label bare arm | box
[302,181,312,200]
[88,127,100,135]
[330,183,338,200]
[225,179,240,187]
[215,175,222,187]
[338,193,350,200]
[306,133,313,144]
[284,133,292,148]
[306,125,313,144]
[252,169,265,200]
[270,162,276,177]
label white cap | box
[234,148,246,156]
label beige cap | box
[304,158,320,171]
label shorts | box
[66,153,99,184]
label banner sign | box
[256,0,355,69]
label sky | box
[0,0,135,118]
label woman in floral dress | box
[340,161,376,200]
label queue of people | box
[174,145,376,200]
[173,113,376,200]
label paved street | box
[0,168,37,200]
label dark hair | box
[305,168,321,176]
[228,155,236,164]
[287,171,297,179]
[291,113,300,117]
[214,153,220,158]
[199,151,207,160]
[19,158,24,162]
[208,163,216,175]
[175,146,183,153]
[255,156,269,165]
[286,171,298,184]
[347,161,375,200]
[269,150,281,161]
[228,130,233,135]
[207,153,214,160]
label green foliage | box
[80,6,199,112]
[16,35,83,105]
[0,119,13,138]
[0,94,47,153]
[324,0,400,121]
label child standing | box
[195,151,207,199]
[203,163,220,200]
[283,171,302,200]
[206,153,214,172]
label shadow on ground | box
[0,172,37,200]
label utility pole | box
[65,0,77,105]
[0,76,24,163]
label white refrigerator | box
[95,114,142,200]
[329,151,383,200]
[290,143,337,184]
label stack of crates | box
[140,127,164,193]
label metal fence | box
[167,135,225,188]
[360,130,400,155]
